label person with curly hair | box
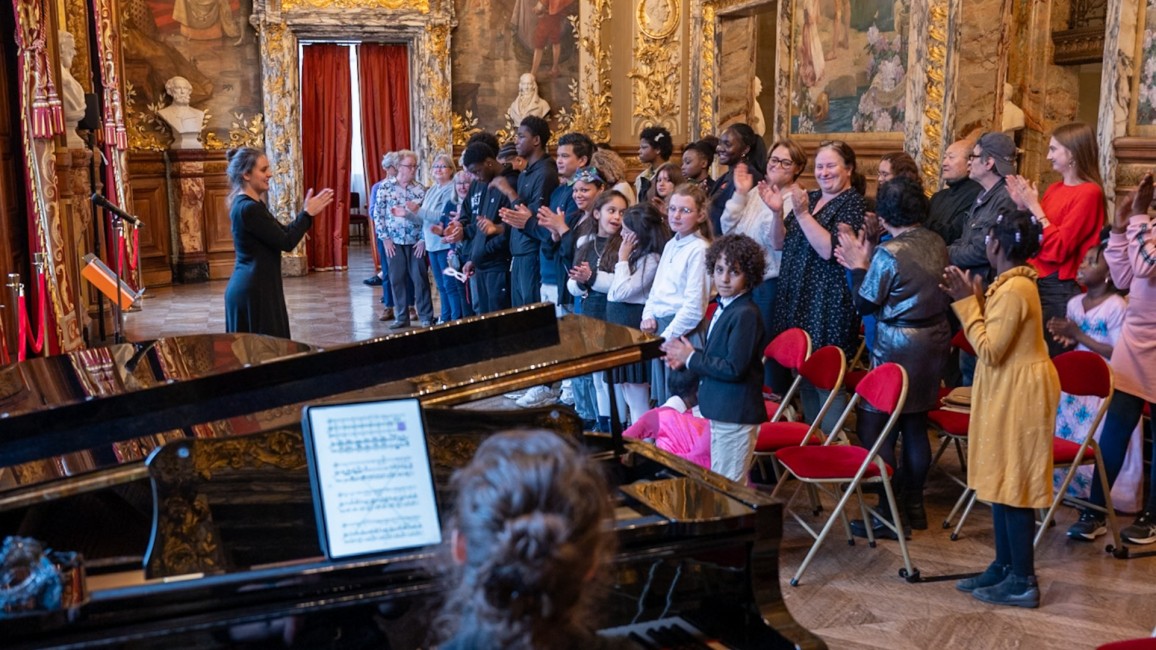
[433,429,634,650]
[662,234,768,483]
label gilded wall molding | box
[256,19,305,272]
[562,0,613,143]
[909,0,958,194]
[420,21,453,163]
[63,0,93,92]
[630,0,681,133]
[688,0,774,140]
[280,0,428,11]
[1099,0,1141,209]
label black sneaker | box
[956,563,1009,593]
[1066,511,1107,541]
[363,275,383,286]
[1122,511,1156,545]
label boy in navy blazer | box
[662,234,768,482]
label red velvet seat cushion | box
[845,369,868,393]
[776,445,893,480]
[755,422,820,452]
[929,409,970,437]
[1053,437,1089,465]
[1097,639,1156,650]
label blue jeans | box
[428,249,460,322]
[1087,390,1156,513]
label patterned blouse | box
[771,188,866,358]
[373,179,427,245]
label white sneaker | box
[559,385,574,405]
[516,385,557,408]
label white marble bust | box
[156,76,205,149]
[1001,82,1025,134]
[507,73,550,125]
[58,30,87,149]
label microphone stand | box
[110,213,125,344]
[85,127,106,343]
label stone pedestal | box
[170,150,210,283]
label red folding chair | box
[753,346,846,482]
[771,363,916,586]
[1035,351,1123,552]
[761,327,812,422]
[928,329,976,536]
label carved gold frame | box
[1128,0,1156,137]
[252,0,453,273]
[638,0,680,39]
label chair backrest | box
[351,191,361,210]
[855,362,908,416]
[798,346,846,392]
[764,327,812,371]
[951,329,975,356]
[1053,350,1112,399]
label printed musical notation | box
[303,398,442,559]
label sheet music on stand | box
[302,398,442,560]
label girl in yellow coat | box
[941,210,1060,609]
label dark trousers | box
[473,268,510,314]
[377,236,414,308]
[1087,390,1156,513]
[752,277,777,390]
[992,503,1036,577]
[1037,273,1079,357]
[387,244,433,324]
[856,408,931,495]
[510,254,541,307]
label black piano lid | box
[0,305,663,468]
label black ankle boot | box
[904,493,928,530]
[850,497,911,540]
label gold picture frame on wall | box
[1129,0,1156,136]
[787,0,910,138]
[638,0,679,39]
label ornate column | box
[1097,0,1142,205]
[908,0,963,192]
[53,147,95,341]
[630,0,681,135]
[170,150,209,282]
[256,17,306,276]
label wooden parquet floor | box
[124,244,1156,649]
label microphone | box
[91,193,144,228]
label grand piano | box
[0,305,824,649]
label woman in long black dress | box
[770,140,866,428]
[224,147,334,338]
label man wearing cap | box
[947,132,1021,386]
[927,139,983,246]
[948,132,1021,282]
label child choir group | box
[228,115,1156,612]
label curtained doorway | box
[298,42,410,272]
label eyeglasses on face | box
[967,153,983,161]
[768,157,796,169]
[668,206,696,215]
[432,164,450,169]
[819,139,847,148]
[398,163,417,169]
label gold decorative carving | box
[637,0,679,39]
[689,0,762,138]
[124,80,167,152]
[421,22,453,160]
[557,0,613,144]
[919,0,950,194]
[281,0,429,12]
[452,110,481,148]
[257,20,301,232]
[630,0,681,130]
[63,0,93,92]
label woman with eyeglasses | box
[375,149,434,328]
[1005,122,1106,356]
[708,123,767,236]
[719,138,806,392]
[417,153,458,324]
[771,140,866,428]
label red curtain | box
[301,44,352,270]
[357,43,410,271]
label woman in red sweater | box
[1006,122,1105,356]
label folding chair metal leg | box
[789,478,864,586]
[880,474,918,580]
[1035,454,1085,548]
[951,490,978,541]
[943,484,972,529]
[1091,444,1126,557]
[855,486,876,548]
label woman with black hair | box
[940,210,1059,609]
[708,123,767,235]
[681,137,718,191]
[835,176,951,534]
[635,125,673,200]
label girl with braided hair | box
[434,430,634,650]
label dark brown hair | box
[705,234,766,289]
